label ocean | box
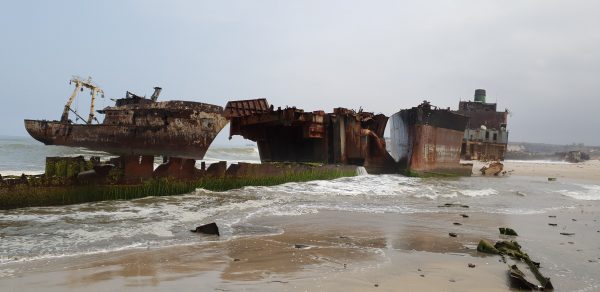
[1,136,599,289]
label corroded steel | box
[226,100,396,173]
[25,88,228,159]
[462,141,507,161]
[224,98,271,119]
[390,101,471,175]
[455,89,509,161]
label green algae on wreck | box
[477,230,554,290]
[0,164,357,209]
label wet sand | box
[2,162,600,291]
[2,207,600,291]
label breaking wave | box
[557,184,600,200]
[459,188,498,197]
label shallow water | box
[1,171,597,266]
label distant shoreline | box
[473,159,600,182]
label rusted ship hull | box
[25,101,228,159]
[390,102,472,176]
[224,99,397,174]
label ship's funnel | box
[151,87,162,101]
[474,89,486,103]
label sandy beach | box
[1,161,600,291]
[478,159,600,181]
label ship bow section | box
[24,119,70,145]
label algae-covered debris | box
[499,227,519,236]
[477,239,499,254]
[477,228,553,290]
[438,203,469,208]
[509,265,540,290]
[495,240,526,259]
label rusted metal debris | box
[224,98,271,118]
[455,89,509,161]
[225,99,396,174]
[480,161,504,176]
[390,101,472,176]
[25,79,228,160]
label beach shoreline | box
[1,161,599,291]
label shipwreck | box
[225,99,472,176]
[25,76,228,160]
[4,76,482,209]
[4,77,359,209]
[224,99,397,174]
[389,101,472,176]
[454,89,509,161]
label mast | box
[61,76,104,124]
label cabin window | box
[485,131,490,139]
[493,133,497,141]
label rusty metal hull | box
[225,99,397,173]
[390,103,471,176]
[25,101,228,159]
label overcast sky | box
[1,1,599,145]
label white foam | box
[242,175,421,198]
[356,166,368,176]
[412,191,458,200]
[487,205,575,215]
[0,213,62,223]
[557,184,600,200]
[0,268,15,278]
[0,242,147,265]
[459,188,498,197]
